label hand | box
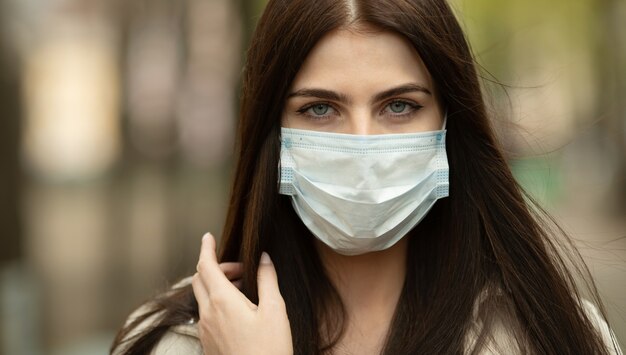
[192,233,293,355]
[219,261,243,290]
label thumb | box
[257,252,285,309]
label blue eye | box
[389,101,407,113]
[383,100,422,116]
[311,104,330,116]
[297,103,336,119]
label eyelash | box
[381,100,424,118]
[296,100,424,120]
[296,102,337,120]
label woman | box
[111,0,623,354]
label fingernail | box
[202,232,212,241]
[260,252,271,265]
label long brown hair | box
[111,0,619,353]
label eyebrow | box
[373,83,432,102]
[287,88,351,103]
[287,83,432,104]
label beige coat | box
[112,276,623,355]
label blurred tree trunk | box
[239,0,265,46]
[0,1,22,266]
[597,0,626,214]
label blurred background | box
[0,0,624,353]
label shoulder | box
[112,276,203,355]
[466,290,623,355]
[579,299,624,355]
[465,288,523,354]
[148,324,202,355]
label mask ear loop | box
[441,111,448,130]
[278,131,297,196]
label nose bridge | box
[349,107,376,135]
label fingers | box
[219,262,243,281]
[256,252,285,311]
[191,273,209,307]
[220,262,243,290]
[195,233,279,308]
[198,233,218,265]
[196,233,232,293]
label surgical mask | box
[278,124,449,255]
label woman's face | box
[282,26,444,134]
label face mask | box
[278,124,449,256]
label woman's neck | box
[315,237,408,352]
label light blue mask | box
[279,125,449,255]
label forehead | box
[290,26,435,91]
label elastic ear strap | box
[442,111,448,130]
[279,148,296,195]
